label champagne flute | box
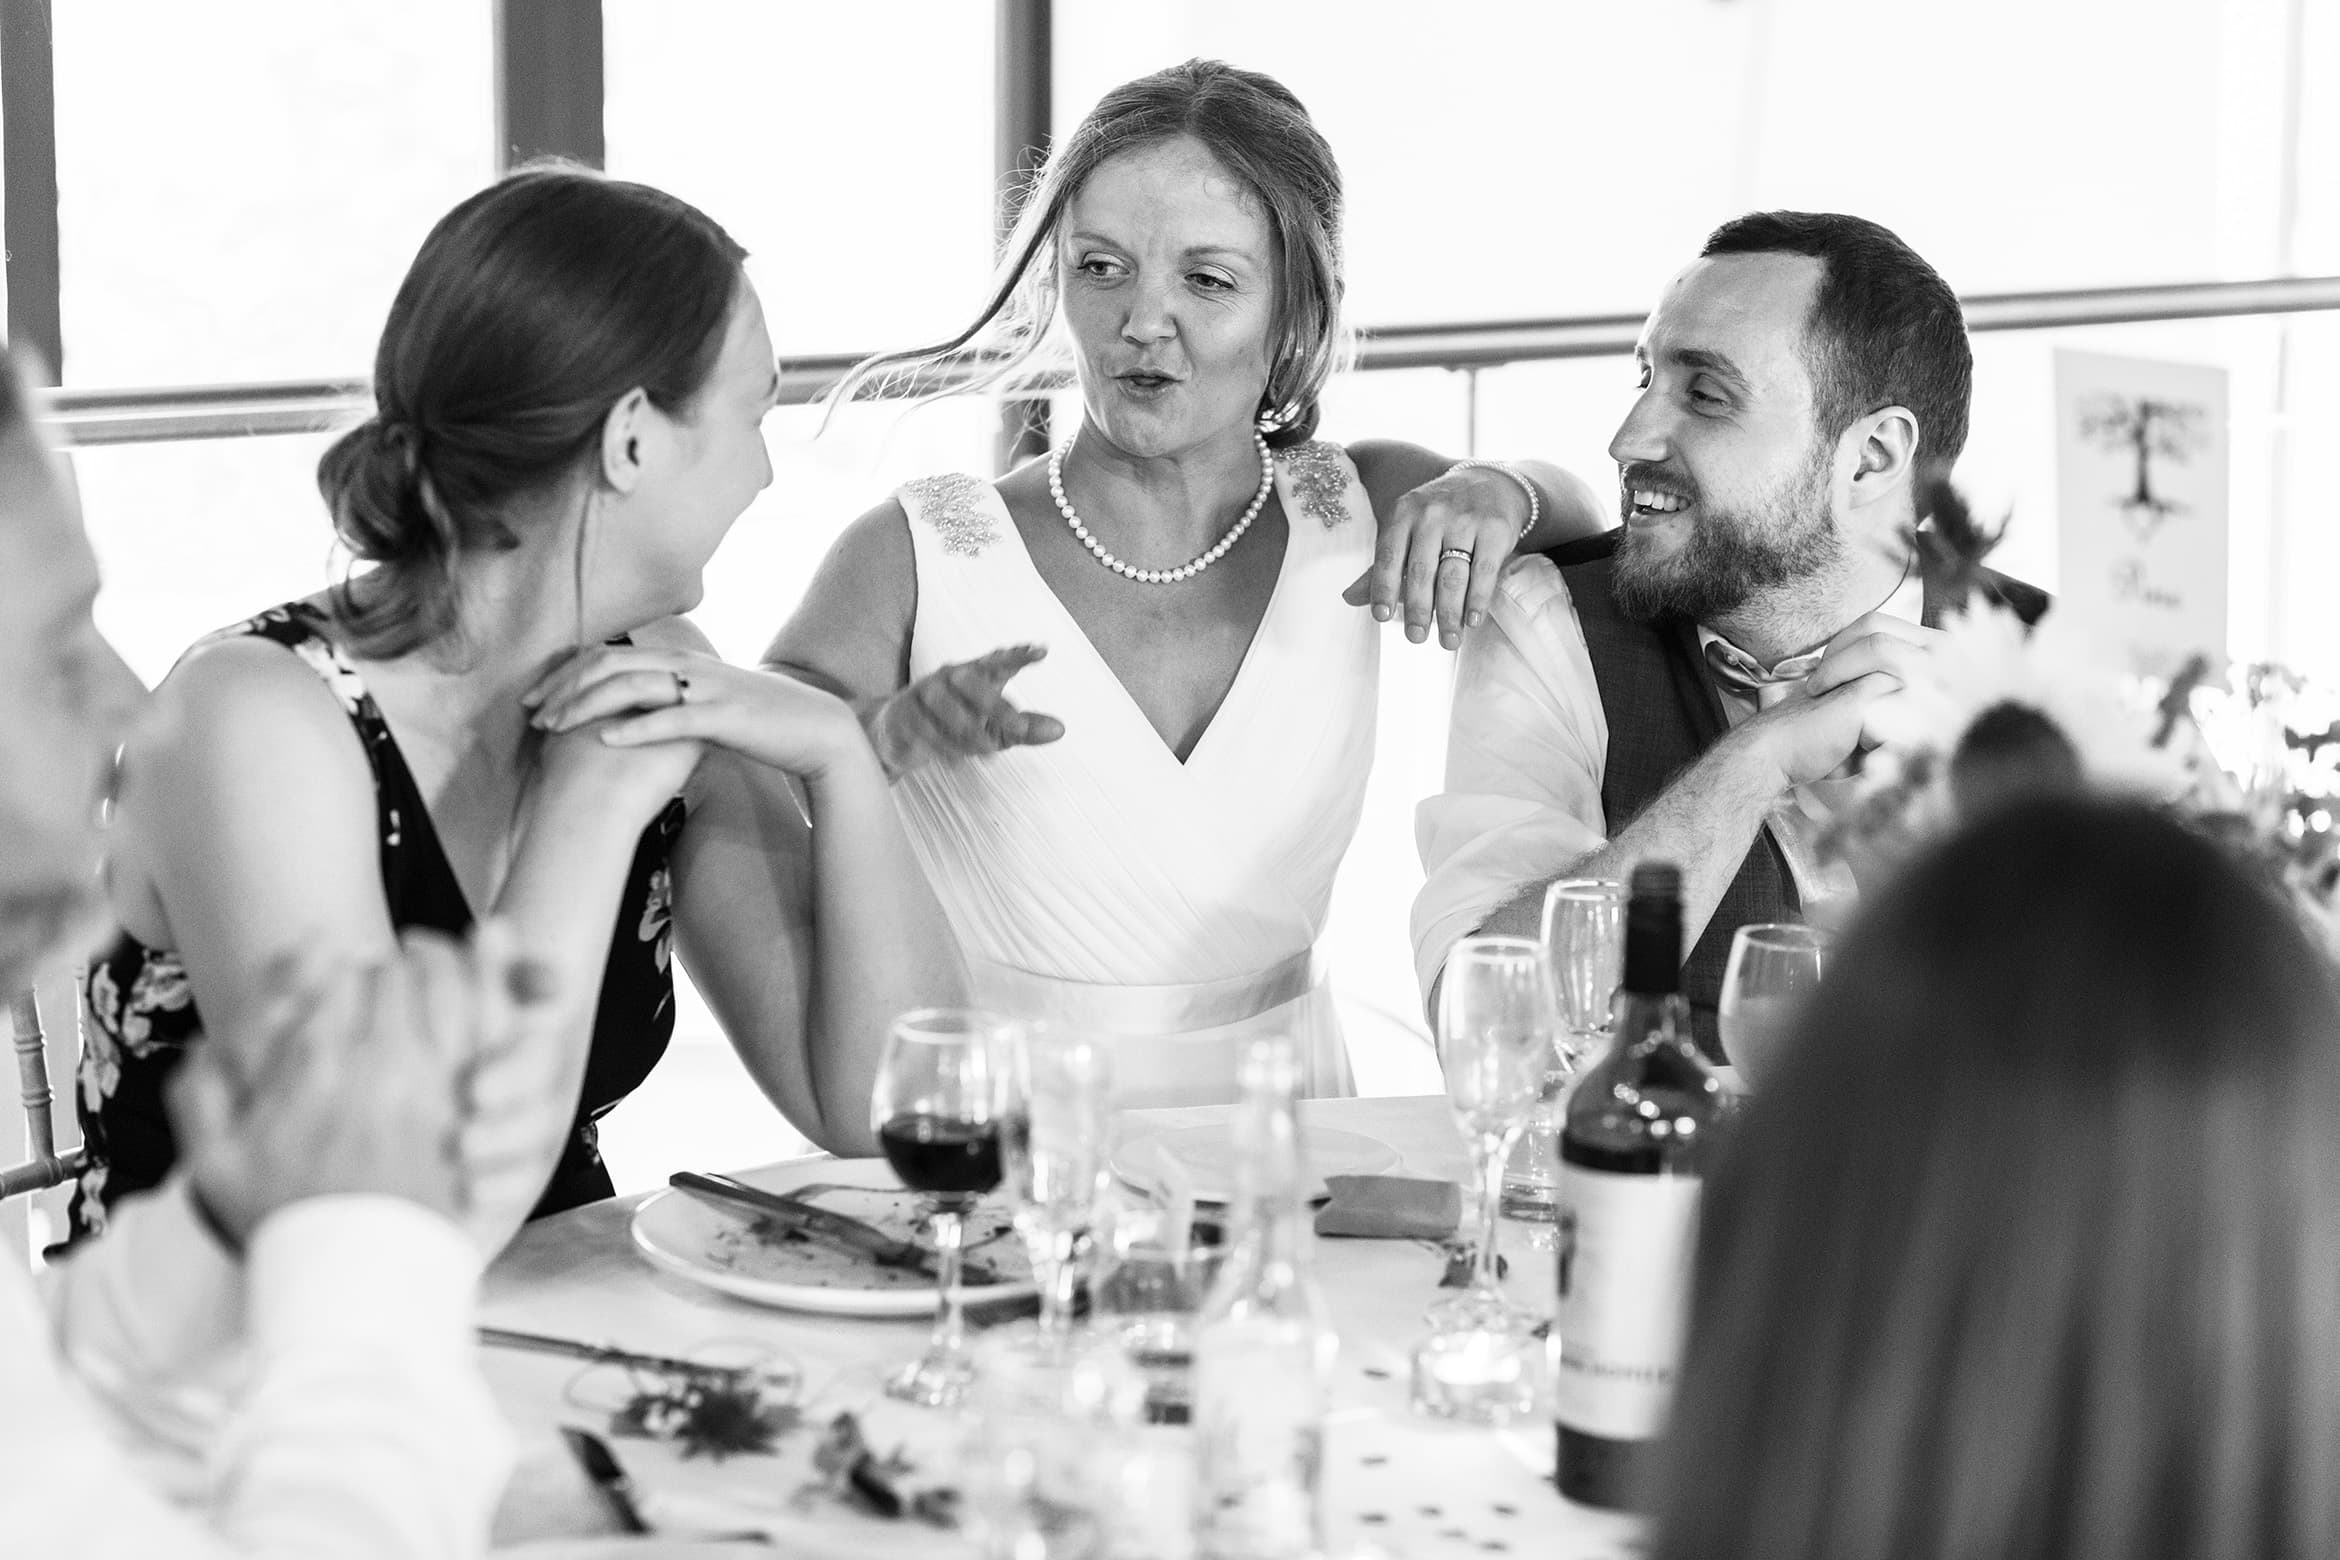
[1542,878,1626,1070]
[873,1007,1016,1407]
[1430,935,1554,1331]
[1717,923,1828,1090]
[998,1025,1114,1347]
[1504,879,1626,1219]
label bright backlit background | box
[29,0,2340,1196]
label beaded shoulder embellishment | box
[901,473,999,558]
[1279,440,1353,529]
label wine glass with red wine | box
[873,1007,1017,1407]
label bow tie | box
[1703,638,1824,705]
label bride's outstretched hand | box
[1342,464,1536,650]
[525,644,867,781]
[866,642,1066,779]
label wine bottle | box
[1192,1036,1336,1560]
[1553,862,1724,1510]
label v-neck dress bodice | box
[70,602,683,1238]
[892,442,1379,1106]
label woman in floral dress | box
[76,166,958,1235]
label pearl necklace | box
[1047,425,1276,585]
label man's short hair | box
[1701,211,1970,481]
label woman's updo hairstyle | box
[320,163,747,657]
[832,58,1347,450]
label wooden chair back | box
[2,990,87,1201]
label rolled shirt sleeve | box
[6,1191,508,1560]
[210,1194,508,1559]
[45,1176,246,1478]
[1411,556,1611,1002]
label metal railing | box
[44,275,2340,449]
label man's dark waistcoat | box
[1531,528,2049,1059]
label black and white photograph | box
[3,2,2338,1556]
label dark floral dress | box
[71,602,683,1238]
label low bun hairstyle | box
[831,59,1348,452]
[320,163,747,658]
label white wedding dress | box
[891,442,1379,1107]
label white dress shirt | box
[1,1179,509,1559]
[1412,554,1923,1001]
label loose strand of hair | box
[816,175,1067,439]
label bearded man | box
[1413,212,2044,1055]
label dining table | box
[481,1094,1649,1560]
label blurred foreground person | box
[0,349,555,1556]
[1652,794,2340,1560]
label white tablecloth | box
[483,1095,1647,1559]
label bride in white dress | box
[766,60,1604,1107]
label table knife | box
[668,1171,1006,1287]
[478,1326,797,1391]
[561,1425,652,1536]
[481,1326,724,1377]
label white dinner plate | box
[628,1156,1034,1318]
[1109,1124,1402,1205]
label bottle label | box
[1552,1163,1701,1440]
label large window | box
[52,0,492,684]
[1051,0,2338,622]
[605,0,998,358]
[53,0,492,384]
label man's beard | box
[1612,450,1842,626]
[0,881,112,994]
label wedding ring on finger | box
[670,671,690,708]
[1438,546,1474,567]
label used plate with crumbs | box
[630,1156,1033,1317]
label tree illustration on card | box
[2076,394,2212,542]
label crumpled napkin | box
[1312,1174,1462,1240]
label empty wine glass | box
[872,1007,1017,1407]
[1542,878,1626,1069]
[1718,923,1828,1090]
[1430,935,1554,1333]
[1504,878,1625,1219]
[998,1025,1114,1347]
